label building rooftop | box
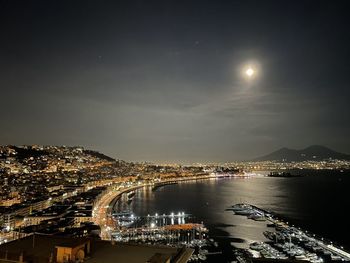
[0,234,82,262]
[0,234,193,263]
[89,241,193,263]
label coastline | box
[94,174,222,239]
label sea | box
[113,170,350,262]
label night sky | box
[1,0,350,162]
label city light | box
[1,145,349,261]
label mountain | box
[253,145,350,162]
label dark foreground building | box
[0,234,193,263]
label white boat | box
[250,242,265,251]
[330,254,343,261]
[295,255,307,260]
[248,213,266,221]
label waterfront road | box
[92,175,220,240]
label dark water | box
[115,171,350,261]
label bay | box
[114,170,350,262]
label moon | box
[245,68,254,77]
[239,62,260,81]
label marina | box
[111,211,217,262]
[229,203,350,262]
[112,187,223,262]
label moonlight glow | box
[245,68,254,77]
[241,63,259,80]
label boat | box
[331,254,343,261]
[295,255,307,260]
[250,242,265,251]
[310,258,324,263]
[263,231,275,240]
[247,213,266,221]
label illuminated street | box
[92,184,146,240]
[92,175,219,240]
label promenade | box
[92,174,219,240]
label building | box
[24,205,70,226]
[0,234,193,263]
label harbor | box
[111,210,220,262]
[112,188,223,262]
[103,175,350,263]
[228,203,350,262]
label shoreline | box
[94,174,223,239]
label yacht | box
[250,242,265,251]
[295,254,308,260]
[248,213,266,221]
[330,254,343,261]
